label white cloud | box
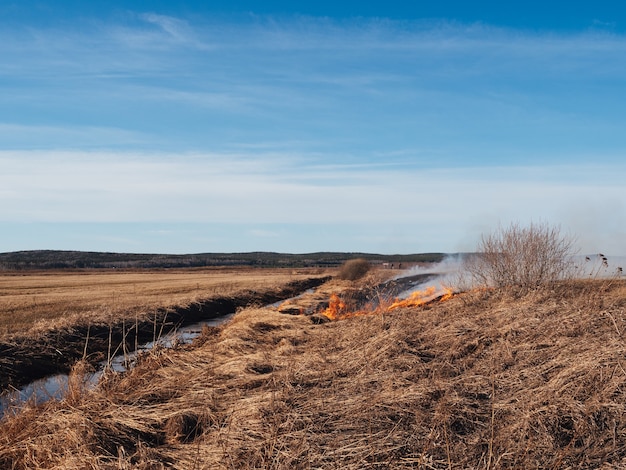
[250,229,280,238]
[140,13,191,41]
[1,15,626,253]
[0,123,147,148]
[1,151,624,251]
[4,17,626,76]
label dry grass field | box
[0,267,333,392]
[1,276,626,468]
[0,267,330,338]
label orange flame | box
[323,293,348,321]
[439,287,454,302]
[322,293,374,321]
[387,286,438,310]
[388,285,454,310]
[321,286,456,321]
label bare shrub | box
[464,221,576,291]
[337,258,370,281]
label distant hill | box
[0,250,446,270]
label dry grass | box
[1,278,626,468]
[0,267,329,339]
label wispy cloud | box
[140,13,193,41]
[0,123,147,149]
[1,150,623,235]
[1,16,625,159]
[250,229,281,238]
[1,13,626,253]
[6,150,626,253]
[4,17,626,77]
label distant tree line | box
[0,250,446,271]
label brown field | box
[1,277,626,468]
[0,267,331,339]
[0,267,334,392]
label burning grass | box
[1,278,626,468]
[321,285,455,320]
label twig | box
[122,319,128,366]
[107,324,113,368]
[443,425,452,470]
[82,324,90,360]
[487,370,496,470]
[606,311,621,337]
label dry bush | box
[337,258,370,281]
[464,221,576,291]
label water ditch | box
[0,276,330,418]
[0,272,447,418]
[0,314,236,417]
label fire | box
[322,293,373,321]
[439,287,454,302]
[321,286,455,321]
[323,293,348,321]
[387,286,438,310]
[388,286,454,310]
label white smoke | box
[393,255,466,298]
[395,253,625,298]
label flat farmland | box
[0,267,332,339]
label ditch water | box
[0,272,464,419]
[0,313,236,419]
[0,276,332,420]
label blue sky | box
[1,1,625,255]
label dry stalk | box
[83,324,90,360]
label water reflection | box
[0,313,235,418]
